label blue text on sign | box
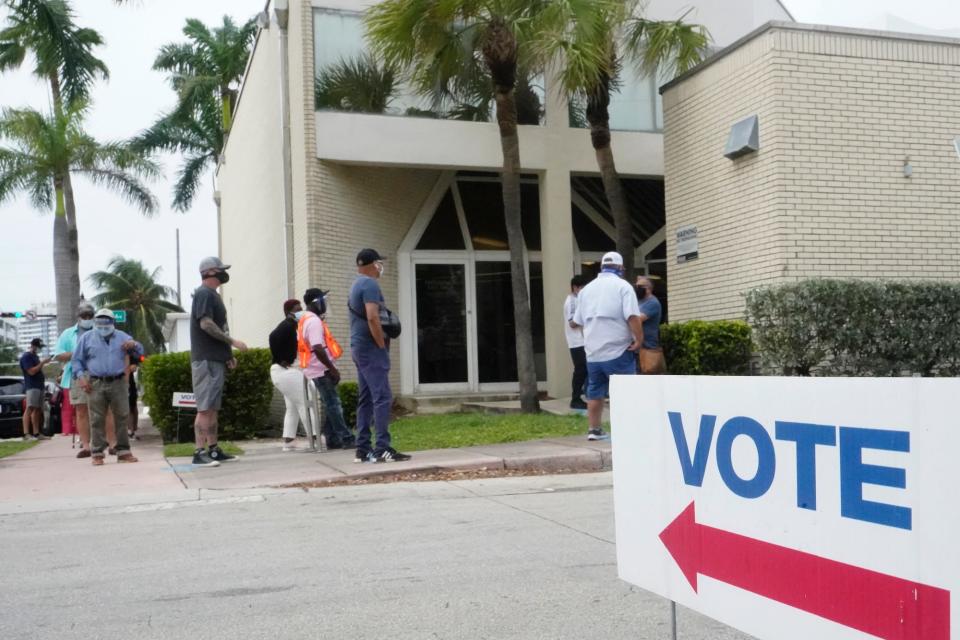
[668,413,911,530]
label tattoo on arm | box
[199,317,232,345]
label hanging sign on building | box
[676,225,699,263]
[611,375,956,640]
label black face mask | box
[636,286,648,297]
[215,270,230,284]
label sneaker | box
[92,457,105,466]
[191,449,220,467]
[353,449,373,464]
[108,447,117,455]
[35,434,51,440]
[587,429,610,441]
[22,435,31,442]
[208,445,237,463]
[117,453,139,463]
[281,442,297,452]
[374,448,412,463]
[76,448,91,459]
[569,400,588,410]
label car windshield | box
[0,379,25,396]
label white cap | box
[601,251,624,267]
[94,307,114,320]
[199,256,230,273]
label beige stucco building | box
[663,22,960,321]
[216,0,792,401]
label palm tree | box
[88,257,182,353]
[550,3,709,279]
[0,105,160,306]
[0,0,109,330]
[366,0,618,412]
[153,16,256,137]
[315,53,398,113]
[134,15,255,210]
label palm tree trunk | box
[484,19,539,413]
[220,88,232,136]
[587,74,635,281]
[49,74,81,330]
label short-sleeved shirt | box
[572,272,641,363]
[300,312,329,379]
[190,285,232,362]
[563,294,584,349]
[638,296,662,349]
[349,275,385,350]
[19,351,44,390]
[54,324,86,389]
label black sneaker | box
[570,400,588,410]
[374,448,412,463]
[192,449,220,467]
[587,429,610,441]
[208,445,237,463]
[353,449,373,464]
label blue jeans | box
[352,345,392,455]
[586,350,637,400]
[312,375,354,447]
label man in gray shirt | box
[190,257,248,467]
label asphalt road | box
[0,472,751,640]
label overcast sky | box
[1,0,960,314]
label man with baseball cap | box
[54,300,98,455]
[348,249,410,463]
[72,308,143,465]
[190,256,248,467]
[19,337,51,441]
[571,251,644,440]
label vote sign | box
[611,376,956,640]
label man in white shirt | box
[564,275,589,410]
[571,252,644,440]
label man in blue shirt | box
[635,276,666,374]
[54,301,103,457]
[19,338,51,441]
[72,308,144,465]
[348,248,410,463]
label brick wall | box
[663,25,960,322]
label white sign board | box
[611,376,956,640]
[171,392,196,408]
[676,225,698,263]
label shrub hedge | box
[661,320,753,375]
[338,380,358,428]
[142,348,273,442]
[745,279,960,376]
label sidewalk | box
[0,415,611,513]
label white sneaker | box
[282,442,297,452]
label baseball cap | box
[77,300,95,315]
[199,256,231,273]
[303,288,329,305]
[601,251,624,267]
[94,307,114,321]
[356,248,384,266]
[30,338,44,348]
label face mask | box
[96,324,115,337]
[293,311,304,321]
[78,319,94,329]
[215,270,230,284]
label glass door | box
[413,261,471,390]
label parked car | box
[0,376,59,439]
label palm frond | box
[624,14,711,79]
[314,54,397,113]
[170,151,212,212]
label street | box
[0,472,750,640]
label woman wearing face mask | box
[268,299,315,451]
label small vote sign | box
[611,376,957,640]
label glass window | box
[457,179,541,251]
[313,10,364,72]
[529,262,546,380]
[608,72,657,132]
[415,264,468,384]
[572,205,614,252]
[416,190,465,250]
[475,262,517,383]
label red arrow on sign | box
[659,502,950,640]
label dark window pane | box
[572,205,614,252]
[529,262,546,380]
[458,178,541,251]
[416,190,465,250]
[415,264,468,383]
[647,240,666,260]
[475,262,517,382]
[520,183,541,251]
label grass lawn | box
[389,412,591,452]
[163,442,244,458]
[0,439,39,459]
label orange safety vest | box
[297,314,343,369]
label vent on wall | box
[724,115,759,159]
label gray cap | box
[77,300,95,314]
[199,256,231,274]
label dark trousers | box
[570,346,587,402]
[353,346,392,455]
[313,375,354,447]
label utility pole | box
[175,228,182,308]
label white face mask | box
[78,319,94,329]
[96,324,115,338]
[293,311,304,320]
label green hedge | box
[745,279,960,376]
[142,349,273,441]
[338,381,358,428]
[661,320,753,375]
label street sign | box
[113,310,126,323]
[611,376,956,640]
[171,392,195,408]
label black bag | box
[349,301,402,339]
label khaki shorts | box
[192,360,226,412]
[25,388,44,408]
[69,384,89,405]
